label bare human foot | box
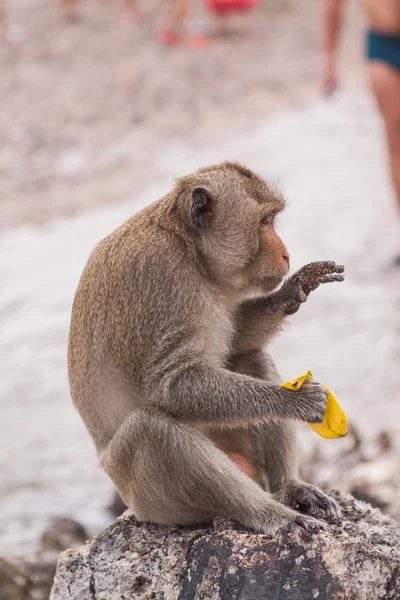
[122,0,141,26]
[155,29,181,47]
[184,34,211,50]
[61,0,79,22]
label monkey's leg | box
[262,377,341,524]
[101,407,324,539]
[260,420,341,523]
[230,350,341,524]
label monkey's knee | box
[101,408,180,520]
[101,407,274,527]
[101,408,227,525]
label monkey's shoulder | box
[83,217,189,278]
[79,219,204,317]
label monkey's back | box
[68,206,206,451]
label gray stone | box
[40,517,89,556]
[0,555,56,600]
[50,492,400,600]
[0,518,90,600]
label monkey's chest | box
[204,302,235,365]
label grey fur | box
[68,162,344,540]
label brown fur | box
[68,162,344,538]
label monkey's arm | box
[155,365,327,426]
[234,261,344,352]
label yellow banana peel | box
[282,370,347,439]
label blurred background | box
[1,0,400,596]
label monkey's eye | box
[260,214,273,227]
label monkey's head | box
[177,162,290,296]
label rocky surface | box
[51,492,400,600]
[0,555,56,600]
[0,518,89,600]
[300,427,400,523]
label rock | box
[50,492,400,600]
[299,427,400,522]
[0,519,90,600]
[40,517,89,556]
[0,555,55,600]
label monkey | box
[155,0,212,49]
[156,0,188,46]
[68,162,345,540]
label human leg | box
[368,47,400,217]
[61,0,79,20]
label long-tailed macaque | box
[68,162,344,539]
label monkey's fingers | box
[281,514,326,543]
[299,265,345,295]
[318,273,345,284]
[292,262,342,290]
[315,261,344,275]
[298,261,344,277]
[295,261,329,274]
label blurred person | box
[123,0,140,24]
[61,0,79,20]
[322,0,400,264]
[156,0,210,48]
[64,0,140,22]
[0,0,6,39]
[205,0,259,37]
[0,0,140,32]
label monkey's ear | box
[191,187,213,228]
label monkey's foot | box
[275,480,341,524]
[244,506,324,541]
[278,513,325,543]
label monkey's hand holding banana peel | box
[282,371,347,439]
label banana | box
[282,370,347,439]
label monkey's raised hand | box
[277,261,345,315]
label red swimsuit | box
[205,0,259,14]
